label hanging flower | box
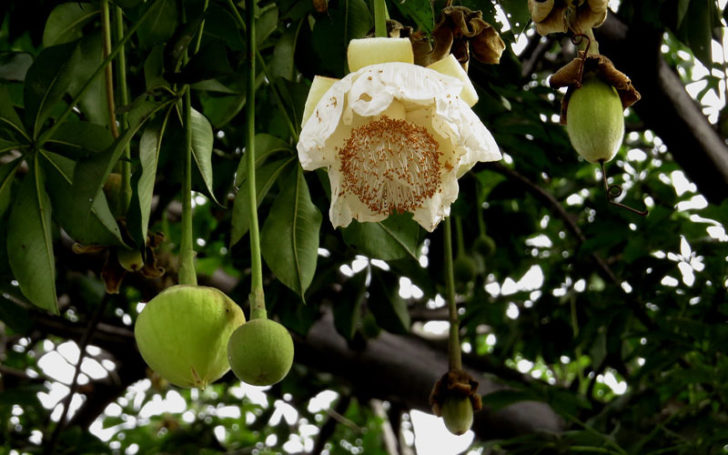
[296,38,501,232]
[528,0,608,35]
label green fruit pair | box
[134,285,294,388]
[566,75,624,164]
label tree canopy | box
[1,0,728,454]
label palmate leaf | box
[6,157,58,314]
[261,166,322,298]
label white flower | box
[296,38,501,232]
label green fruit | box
[441,396,474,435]
[134,285,245,389]
[566,76,624,164]
[454,255,477,284]
[227,319,294,386]
[117,248,144,272]
[473,234,496,258]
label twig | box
[484,162,656,331]
[44,294,112,455]
[310,394,352,455]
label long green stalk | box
[374,0,387,37]
[246,0,266,320]
[178,87,197,286]
[444,217,462,371]
[38,2,157,144]
[115,5,132,213]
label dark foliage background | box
[1,0,728,453]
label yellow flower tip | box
[347,37,414,72]
[302,75,339,126]
[427,54,479,107]
[297,62,501,232]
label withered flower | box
[429,369,482,435]
[430,6,505,70]
[528,0,608,35]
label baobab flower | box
[296,38,501,232]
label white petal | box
[411,171,460,232]
[327,167,387,228]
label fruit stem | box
[178,87,197,286]
[444,217,462,371]
[374,0,388,38]
[114,4,132,214]
[454,215,466,258]
[246,0,267,320]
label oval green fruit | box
[566,76,625,164]
[227,319,294,386]
[441,396,474,435]
[454,255,477,284]
[134,285,245,389]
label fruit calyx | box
[429,369,482,435]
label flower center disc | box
[338,116,441,215]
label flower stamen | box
[338,116,442,215]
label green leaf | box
[42,2,99,47]
[136,0,178,48]
[498,0,532,31]
[341,213,421,261]
[257,3,279,45]
[311,0,371,76]
[190,108,220,204]
[41,151,125,246]
[137,113,170,243]
[6,158,58,314]
[391,0,434,33]
[69,99,172,241]
[231,157,296,246]
[677,0,691,27]
[271,20,302,81]
[261,167,322,297]
[67,34,108,126]
[333,272,366,340]
[235,133,292,187]
[368,268,410,334]
[677,0,713,66]
[23,42,77,138]
[0,85,28,141]
[44,120,114,160]
[0,52,33,82]
[0,157,22,218]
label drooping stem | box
[246,0,266,320]
[444,217,462,371]
[374,0,387,38]
[114,5,132,214]
[225,0,298,142]
[38,2,156,144]
[178,88,197,286]
[454,216,466,258]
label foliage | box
[1,0,727,454]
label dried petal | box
[431,6,505,69]
[529,0,608,35]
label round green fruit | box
[441,396,474,436]
[473,234,496,258]
[454,255,477,284]
[566,76,625,164]
[227,319,294,386]
[134,285,245,389]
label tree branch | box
[597,14,728,203]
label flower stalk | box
[374,0,387,38]
[246,0,266,320]
[444,216,462,371]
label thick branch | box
[295,313,564,440]
[597,14,728,203]
[32,309,563,441]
